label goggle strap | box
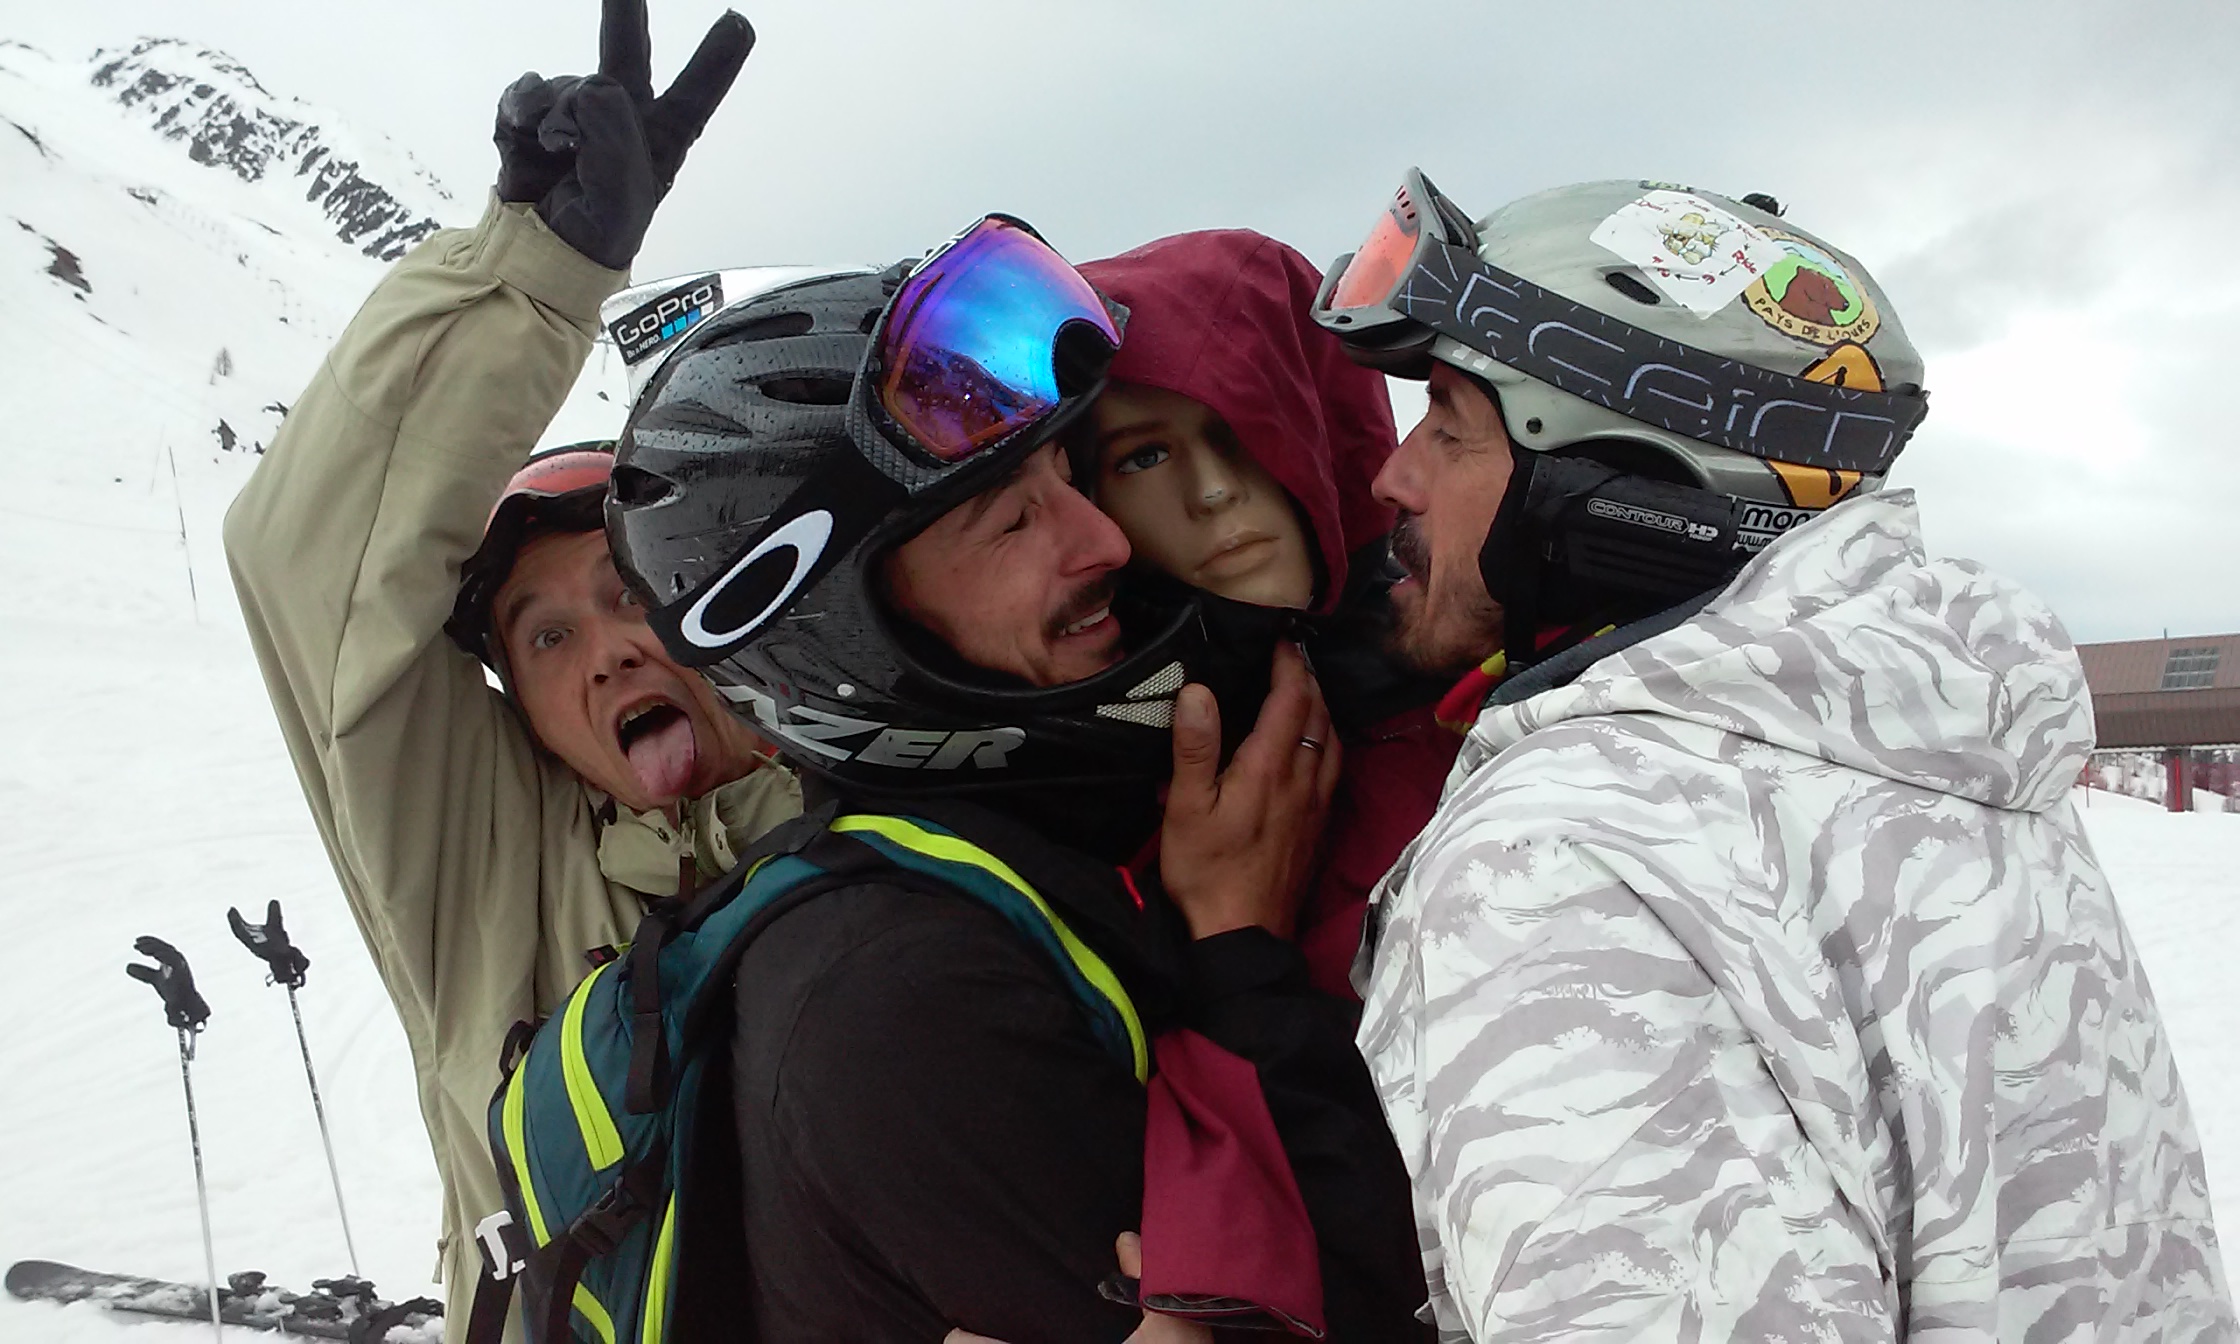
[1391,239,1926,476]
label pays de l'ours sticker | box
[1741,228,1882,349]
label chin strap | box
[1477,446,1749,672]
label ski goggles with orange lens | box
[1314,169,1927,475]
[1314,167,1481,348]
[854,214,1123,487]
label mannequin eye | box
[1113,444,1169,476]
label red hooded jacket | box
[1080,231,1454,1338]
[1081,229,1458,1002]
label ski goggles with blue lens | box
[851,214,1124,490]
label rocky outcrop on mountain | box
[87,38,450,260]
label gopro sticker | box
[609,273,724,365]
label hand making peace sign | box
[492,0,756,269]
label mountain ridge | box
[85,37,449,261]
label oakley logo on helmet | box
[677,510,834,653]
[717,683,1026,770]
[610,273,724,365]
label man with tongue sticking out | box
[222,2,794,1334]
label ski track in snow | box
[6,32,2240,1344]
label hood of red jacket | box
[1079,230,1398,614]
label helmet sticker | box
[1734,500,1820,552]
[1742,231,1881,346]
[1764,459,1863,510]
[608,272,724,366]
[1589,190,1789,316]
[1798,340,1885,391]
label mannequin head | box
[1089,382,1317,609]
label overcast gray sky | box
[20,0,2240,642]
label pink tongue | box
[625,713,699,802]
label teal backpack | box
[466,807,1148,1344]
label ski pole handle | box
[127,936,211,1032]
[227,900,309,988]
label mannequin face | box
[1089,383,1316,609]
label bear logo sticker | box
[1742,231,1880,347]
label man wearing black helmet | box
[222,3,798,1332]
[609,222,1429,1340]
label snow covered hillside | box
[0,33,626,1340]
[0,34,629,601]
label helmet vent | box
[1604,271,1662,306]
[704,311,815,349]
[610,464,678,507]
[757,375,852,406]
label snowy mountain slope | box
[0,35,629,1337]
[0,37,630,636]
[86,38,450,263]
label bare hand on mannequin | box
[1159,642,1342,940]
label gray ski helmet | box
[607,270,1201,797]
[1325,176,1929,539]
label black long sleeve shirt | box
[726,800,1428,1343]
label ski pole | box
[128,936,224,1344]
[228,901,359,1276]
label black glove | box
[228,899,310,989]
[493,0,755,269]
[127,936,211,1032]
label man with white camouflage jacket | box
[1311,173,2236,1341]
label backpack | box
[466,807,1149,1344]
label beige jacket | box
[223,196,800,1333]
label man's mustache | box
[1388,513,1431,582]
[1046,576,1119,639]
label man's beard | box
[1385,512,1503,677]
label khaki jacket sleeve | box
[222,192,628,1102]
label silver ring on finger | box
[1298,736,1325,752]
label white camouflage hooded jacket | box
[1357,490,2235,1342]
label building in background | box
[2077,634,2240,811]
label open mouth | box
[1060,606,1112,637]
[1048,578,1120,642]
[617,700,686,751]
[1388,514,1431,585]
[614,698,698,802]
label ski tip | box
[6,1260,84,1296]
